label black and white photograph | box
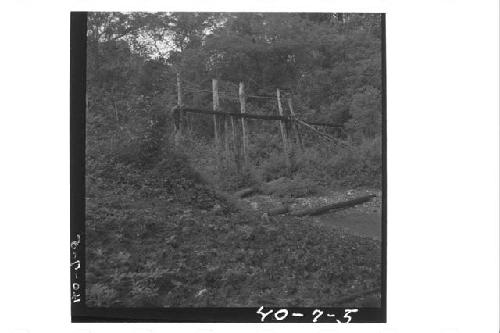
[72,11,386,322]
[0,0,499,332]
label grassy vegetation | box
[179,132,382,194]
[85,147,382,307]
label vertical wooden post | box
[224,115,230,166]
[277,89,291,169]
[287,96,304,151]
[239,82,248,167]
[176,73,182,103]
[212,79,221,166]
[230,114,239,170]
[212,79,220,144]
[188,114,193,134]
[174,72,183,146]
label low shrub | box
[178,129,381,192]
[87,283,119,307]
[179,134,260,192]
[258,152,290,182]
[295,136,382,188]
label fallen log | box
[234,187,259,198]
[290,194,376,217]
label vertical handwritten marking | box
[70,234,81,304]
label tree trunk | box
[290,194,376,217]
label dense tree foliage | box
[87,12,381,145]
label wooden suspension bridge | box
[171,74,348,170]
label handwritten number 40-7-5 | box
[256,306,358,323]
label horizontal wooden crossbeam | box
[179,107,343,128]
[182,107,288,121]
